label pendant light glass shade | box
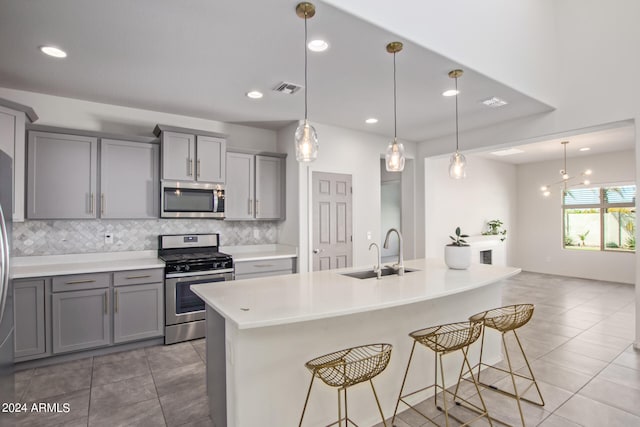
[386,41,404,172]
[295,119,318,162]
[295,3,318,163]
[449,151,467,179]
[386,138,405,172]
[448,69,466,179]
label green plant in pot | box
[445,227,472,269]
[482,219,507,242]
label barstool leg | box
[299,375,316,427]
[438,353,451,427]
[513,330,545,407]
[502,332,527,427]
[461,345,493,427]
[392,341,418,425]
[369,379,387,426]
[337,388,343,427]
[344,387,348,427]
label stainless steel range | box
[159,233,233,344]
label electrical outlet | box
[104,233,114,244]
[253,229,260,239]
[366,231,372,241]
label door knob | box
[313,249,324,254]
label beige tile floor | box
[12,271,639,426]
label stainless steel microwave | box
[161,181,225,219]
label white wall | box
[277,121,416,273]
[0,87,277,151]
[515,150,635,283]
[424,155,517,266]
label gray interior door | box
[312,172,353,271]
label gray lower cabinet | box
[52,288,111,354]
[13,279,47,359]
[100,139,159,218]
[234,257,296,281]
[113,282,164,344]
[27,131,98,219]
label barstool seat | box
[299,343,392,427]
[393,320,492,427]
[457,304,544,426]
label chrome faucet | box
[383,228,404,276]
[368,242,382,279]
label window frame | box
[562,184,636,253]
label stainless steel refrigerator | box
[0,149,14,426]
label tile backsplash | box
[12,219,278,256]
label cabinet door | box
[100,139,159,218]
[0,105,26,222]
[161,131,195,181]
[52,289,110,354]
[255,155,284,220]
[113,283,164,344]
[13,279,46,359]
[196,135,226,183]
[27,132,98,219]
[225,152,255,220]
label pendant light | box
[448,69,467,179]
[539,141,593,197]
[385,42,405,172]
[294,2,318,162]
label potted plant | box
[481,219,507,242]
[445,227,472,270]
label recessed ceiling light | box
[365,118,378,124]
[442,89,459,97]
[246,91,263,99]
[308,39,328,52]
[490,148,524,156]
[481,96,508,107]
[39,45,67,58]
[579,147,591,152]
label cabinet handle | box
[126,274,151,280]
[89,193,94,214]
[114,289,118,313]
[104,290,108,314]
[101,193,105,215]
[197,159,201,178]
[187,158,193,176]
[248,199,253,215]
[65,279,96,285]
[256,200,260,216]
[254,264,274,268]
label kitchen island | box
[191,258,520,427]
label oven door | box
[165,270,233,326]
[161,181,225,219]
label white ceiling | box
[0,0,554,143]
[474,124,636,165]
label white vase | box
[444,245,471,270]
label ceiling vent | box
[273,81,303,95]
[481,96,508,108]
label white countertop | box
[221,244,297,262]
[11,250,165,279]
[191,258,520,330]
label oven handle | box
[165,268,234,279]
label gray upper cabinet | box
[27,131,98,219]
[255,155,283,220]
[100,139,159,218]
[160,130,226,183]
[161,131,195,181]
[226,152,285,220]
[225,152,254,220]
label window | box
[563,185,636,252]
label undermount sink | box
[341,267,418,279]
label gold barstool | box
[299,343,393,427]
[456,304,544,426]
[392,320,492,427]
